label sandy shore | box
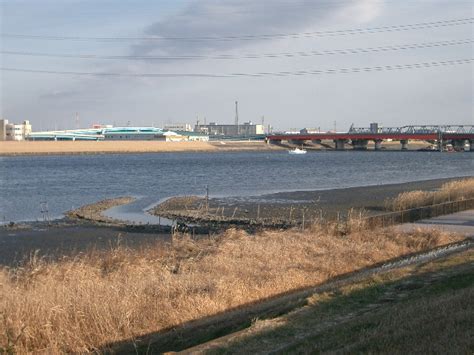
[0,140,430,156]
[0,140,283,156]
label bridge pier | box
[459,139,471,152]
[400,140,408,150]
[463,139,471,152]
[290,139,307,145]
[452,140,464,151]
[374,139,383,151]
[334,139,347,151]
[450,139,472,152]
[352,139,368,150]
[471,140,474,152]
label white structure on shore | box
[26,125,210,142]
[0,119,32,141]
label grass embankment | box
[197,249,474,354]
[387,178,474,211]
[0,223,463,353]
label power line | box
[1,17,472,42]
[1,58,471,78]
[2,38,472,61]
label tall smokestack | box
[235,101,240,126]
[235,101,239,135]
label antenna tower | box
[235,101,239,126]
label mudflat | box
[153,177,470,223]
[0,222,170,267]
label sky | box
[0,0,473,131]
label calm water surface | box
[0,151,473,222]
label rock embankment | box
[151,196,293,230]
[67,197,136,225]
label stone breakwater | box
[67,197,136,225]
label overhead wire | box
[1,17,473,42]
[1,58,472,78]
[1,38,472,61]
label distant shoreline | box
[0,140,430,156]
[0,140,283,156]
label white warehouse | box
[0,119,32,141]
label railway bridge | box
[266,125,474,151]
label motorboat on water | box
[288,147,307,154]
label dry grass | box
[0,225,462,353]
[387,178,474,211]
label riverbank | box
[0,140,431,156]
[151,177,470,227]
[2,177,471,266]
[0,222,465,353]
[0,140,283,156]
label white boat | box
[288,147,307,154]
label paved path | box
[399,209,474,237]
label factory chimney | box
[235,101,239,135]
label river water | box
[0,151,472,223]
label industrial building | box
[103,127,166,140]
[163,123,193,132]
[300,128,321,134]
[195,121,264,137]
[193,101,265,137]
[0,119,32,141]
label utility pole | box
[205,184,209,213]
[75,112,79,129]
[438,129,443,152]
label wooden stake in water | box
[302,208,305,230]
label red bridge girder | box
[267,133,474,141]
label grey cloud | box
[132,0,359,56]
[39,89,83,100]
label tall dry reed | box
[386,178,474,211]
[0,226,462,353]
